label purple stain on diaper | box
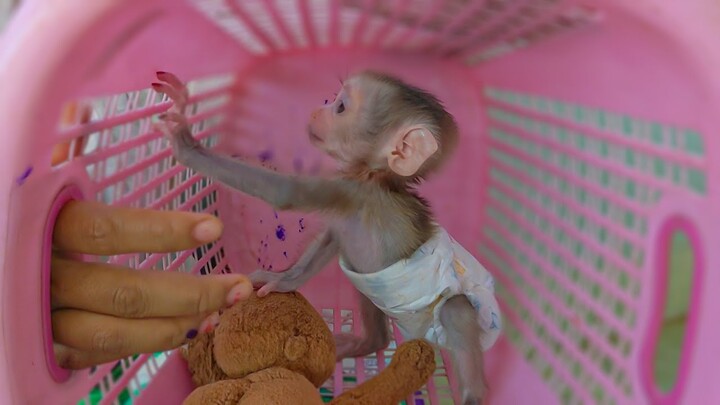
[275,225,286,241]
[16,166,32,185]
[258,149,273,162]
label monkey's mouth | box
[307,128,323,144]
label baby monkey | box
[153,70,501,404]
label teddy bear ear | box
[283,336,308,361]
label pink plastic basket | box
[1,0,719,404]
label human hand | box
[50,201,252,369]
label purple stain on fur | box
[16,166,32,185]
[186,329,198,339]
[258,149,273,162]
[275,225,286,241]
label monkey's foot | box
[334,333,388,361]
[462,398,481,405]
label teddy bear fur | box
[182,291,436,405]
[330,337,436,405]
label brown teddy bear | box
[182,291,436,405]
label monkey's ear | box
[386,126,438,176]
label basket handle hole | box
[641,215,702,404]
[42,186,84,383]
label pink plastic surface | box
[1,0,719,404]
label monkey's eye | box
[336,101,345,114]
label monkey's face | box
[307,76,368,164]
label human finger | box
[51,309,212,367]
[51,257,253,318]
[54,343,131,370]
[52,201,223,255]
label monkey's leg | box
[335,293,390,361]
[439,295,487,405]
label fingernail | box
[225,281,252,306]
[199,312,220,333]
[186,329,198,340]
[192,218,222,243]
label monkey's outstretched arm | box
[250,230,339,296]
[162,122,356,212]
[153,73,357,213]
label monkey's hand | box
[248,267,305,297]
[151,72,200,162]
[152,71,189,114]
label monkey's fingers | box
[248,269,276,285]
[152,122,173,137]
[156,71,189,98]
[158,111,188,125]
[153,113,189,139]
[257,281,279,297]
[155,71,190,111]
[151,82,188,112]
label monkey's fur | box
[155,70,494,403]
